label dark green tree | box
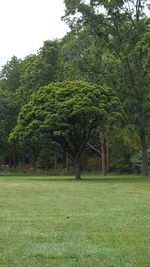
[9,81,120,179]
[0,56,23,165]
[16,40,60,106]
[0,41,60,167]
[0,56,22,93]
[0,89,15,164]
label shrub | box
[130,148,150,173]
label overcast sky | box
[0,0,69,68]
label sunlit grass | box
[0,174,150,266]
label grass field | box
[0,174,150,267]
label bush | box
[130,148,150,173]
[36,148,54,170]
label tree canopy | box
[9,80,121,179]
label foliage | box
[16,40,60,106]
[36,147,55,170]
[109,125,139,173]
[131,148,150,174]
[57,28,104,83]
[0,56,22,92]
[9,80,121,178]
[0,89,16,161]
[63,0,150,176]
[0,41,60,165]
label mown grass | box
[0,174,150,266]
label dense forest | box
[0,0,150,179]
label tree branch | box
[87,142,101,155]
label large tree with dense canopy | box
[9,80,120,179]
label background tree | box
[0,89,15,164]
[16,40,60,106]
[0,56,22,92]
[57,27,104,83]
[109,125,139,173]
[63,0,150,176]
[0,56,23,165]
[0,41,60,166]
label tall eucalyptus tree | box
[63,0,150,175]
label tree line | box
[0,0,149,178]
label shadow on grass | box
[82,176,150,183]
[0,174,149,183]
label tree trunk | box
[106,133,109,172]
[66,154,69,169]
[100,131,107,176]
[12,144,16,168]
[30,147,35,168]
[140,133,148,176]
[54,151,57,169]
[138,106,148,176]
[74,159,81,180]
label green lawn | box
[0,174,150,267]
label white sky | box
[0,0,69,68]
[0,0,149,69]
